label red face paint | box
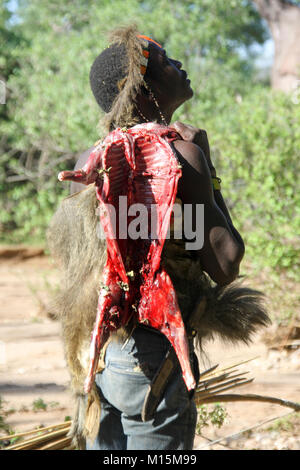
[137,34,162,49]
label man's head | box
[141,41,193,120]
[89,42,129,114]
[89,26,193,131]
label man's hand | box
[170,121,216,177]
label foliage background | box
[1,0,299,294]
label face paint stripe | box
[137,34,162,49]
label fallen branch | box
[197,393,300,411]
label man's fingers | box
[171,121,207,141]
[171,121,197,141]
[171,121,194,133]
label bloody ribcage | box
[101,137,175,273]
[102,136,195,390]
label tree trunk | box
[253,0,300,93]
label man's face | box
[146,43,193,109]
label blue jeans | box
[86,325,198,450]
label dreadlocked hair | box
[89,25,146,133]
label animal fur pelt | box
[47,185,107,447]
[47,185,271,447]
[161,238,271,348]
[47,185,105,395]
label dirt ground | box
[0,247,299,450]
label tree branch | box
[5,152,75,184]
[196,393,300,411]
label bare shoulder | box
[172,139,208,173]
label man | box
[71,32,245,286]
[49,26,268,450]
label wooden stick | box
[197,372,232,388]
[38,437,73,451]
[198,363,219,378]
[199,434,234,451]
[0,422,71,442]
[196,379,254,401]
[5,428,69,450]
[197,377,254,397]
[195,393,300,411]
[204,357,259,378]
[197,371,249,390]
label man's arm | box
[170,122,243,244]
[213,188,245,250]
[173,139,245,286]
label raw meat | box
[58,123,196,393]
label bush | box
[191,87,300,279]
